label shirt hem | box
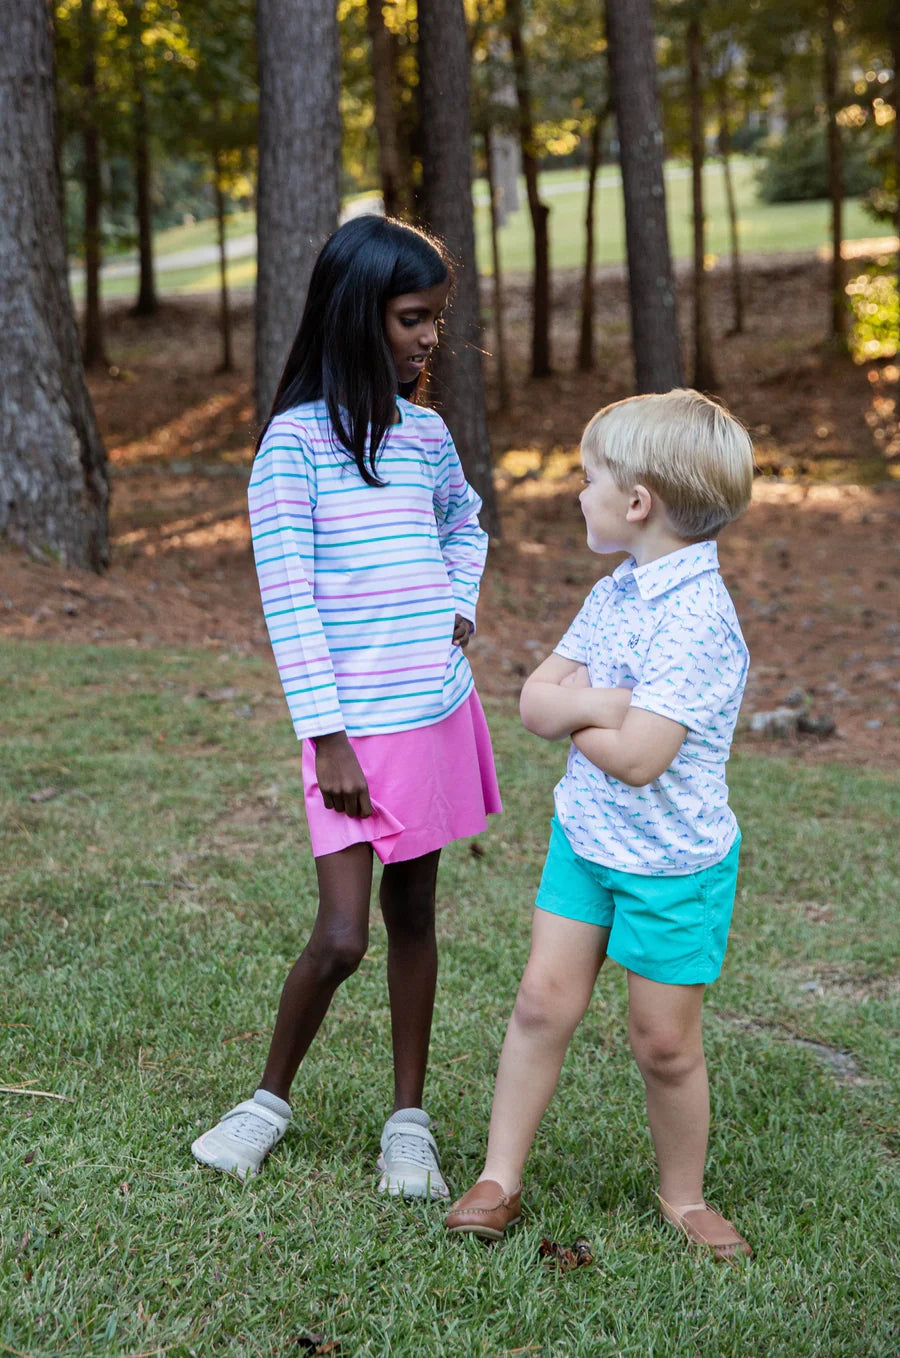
[555,818,741,878]
[301,677,475,740]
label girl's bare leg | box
[626,972,708,1212]
[259,842,374,1102]
[479,910,610,1195]
[379,849,441,1111]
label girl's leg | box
[378,848,441,1111]
[479,910,610,1195]
[626,972,708,1211]
[259,842,374,1102]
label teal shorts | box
[534,817,741,986]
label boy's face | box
[579,456,633,554]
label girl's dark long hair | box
[257,216,450,486]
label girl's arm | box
[249,423,345,741]
[433,428,489,629]
[520,653,633,740]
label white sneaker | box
[191,1095,290,1180]
[377,1108,449,1199]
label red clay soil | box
[2,256,898,769]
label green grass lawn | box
[76,160,889,303]
[2,641,898,1356]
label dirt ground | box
[2,254,898,768]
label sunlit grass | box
[474,158,882,274]
[70,161,892,304]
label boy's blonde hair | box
[581,389,755,540]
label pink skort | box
[301,690,502,863]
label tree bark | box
[717,83,744,336]
[893,27,900,345]
[213,134,233,374]
[825,0,846,346]
[417,0,499,538]
[254,0,341,421]
[0,0,109,570]
[507,0,551,379]
[606,0,683,392]
[687,10,717,390]
[129,1,157,317]
[80,0,106,368]
[367,0,404,218]
[484,126,510,410]
[578,116,603,373]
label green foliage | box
[847,263,899,359]
[54,0,256,256]
[1,640,899,1354]
[471,0,608,166]
[757,119,884,202]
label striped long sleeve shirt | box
[248,398,489,740]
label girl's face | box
[384,280,450,385]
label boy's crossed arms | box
[520,653,687,788]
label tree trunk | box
[717,83,744,336]
[483,126,510,411]
[578,116,602,373]
[0,0,109,570]
[825,0,846,346]
[417,0,499,538]
[80,0,106,368]
[507,0,551,379]
[893,27,900,345]
[212,136,233,374]
[129,1,157,317]
[367,0,404,218]
[606,0,683,392]
[687,11,717,390]
[255,0,341,421]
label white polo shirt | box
[553,540,748,876]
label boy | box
[446,390,755,1259]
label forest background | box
[1,2,899,1355]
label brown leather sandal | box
[660,1198,753,1261]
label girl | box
[191,217,501,1197]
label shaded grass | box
[1,641,898,1357]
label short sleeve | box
[629,611,749,734]
[554,578,615,665]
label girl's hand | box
[453,614,473,649]
[314,732,373,818]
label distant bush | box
[757,120,882,203]
[861,138,897,227]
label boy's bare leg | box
[479,910,610,1195]
[626,972,708,1212]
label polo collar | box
[612,540,720,601]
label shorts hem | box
[534,896,614,930]
[606,947,723,987]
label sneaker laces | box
[220,1109,282,1154]
[383,1126,439,1171]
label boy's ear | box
[625,483,653,524]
